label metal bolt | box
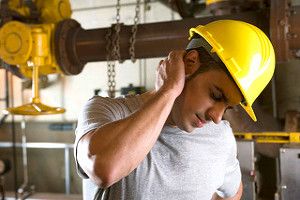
[280,149,286,153]
[279,19,286,26]
[281,185,287,189]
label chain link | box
[106,0,141,97]
[113,0,121,61]
[106,0,122,98]
[129,0,141,63]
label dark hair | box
[185,34,232,82]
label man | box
[75,20,275,200]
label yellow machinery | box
[235,132,300,143]
[0,0,71,115]
[7,0,72,23]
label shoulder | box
[204,120,236,150]
[81,95,142,119]
[204,120,233,137]
[84,96,121,109]
[84,95,140,110]
[220,120,236,149]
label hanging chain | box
[129,0,141,63]
[105,27,116,98]
[106,0,121,98]
[113,0,121,61]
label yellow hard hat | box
[189,20,275,121]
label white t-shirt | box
[75,95,241,200]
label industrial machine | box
[0,0,71,115]
[0,0,300,199]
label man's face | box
[169,51,242,133]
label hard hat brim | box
[240,103,257,121]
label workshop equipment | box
[0,0,71,115]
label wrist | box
[158,85,181,100]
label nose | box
[207,103,226,124]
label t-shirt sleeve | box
[216,122,241,198]
[74,96,120,179]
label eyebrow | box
[213,85,229,104]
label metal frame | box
[278,146,300,200]
[0,142,74,195]
[237,141,256,200]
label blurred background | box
[0,0,299,199]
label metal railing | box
[234,132,300,143]
[0,142,74,195]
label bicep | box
[75,97,119,178]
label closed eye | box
[210,90,223,102]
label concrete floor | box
[5,192,82,200]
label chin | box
[185,127,195,133]
[172,114,194,133]
[178,123,194,133]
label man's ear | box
[184,50,200,75]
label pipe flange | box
[55,19,85,75]
[0,21,32,65]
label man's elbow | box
[78,149,119,188]
[227,182,243,200]
[213,182,243,200]
[90,158,120,188]
[77,133,120,188]
[234,182,243,200]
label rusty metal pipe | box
[55,10,268,75]
[76,11,268,62]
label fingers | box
[159,59,164,66]
[167,50,185,60]
[155,50,186,96]
[159,50,184,67]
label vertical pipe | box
[64,147,70,195]
[11,118,18,200]
[271,77,277,118]
[0,70,9,125]
[32,65,39,102]
[9,72,18,199]
[20,118,29,185]
[4,70,9,109]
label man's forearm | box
[78,89,177,187]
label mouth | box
[194,114,207,128]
